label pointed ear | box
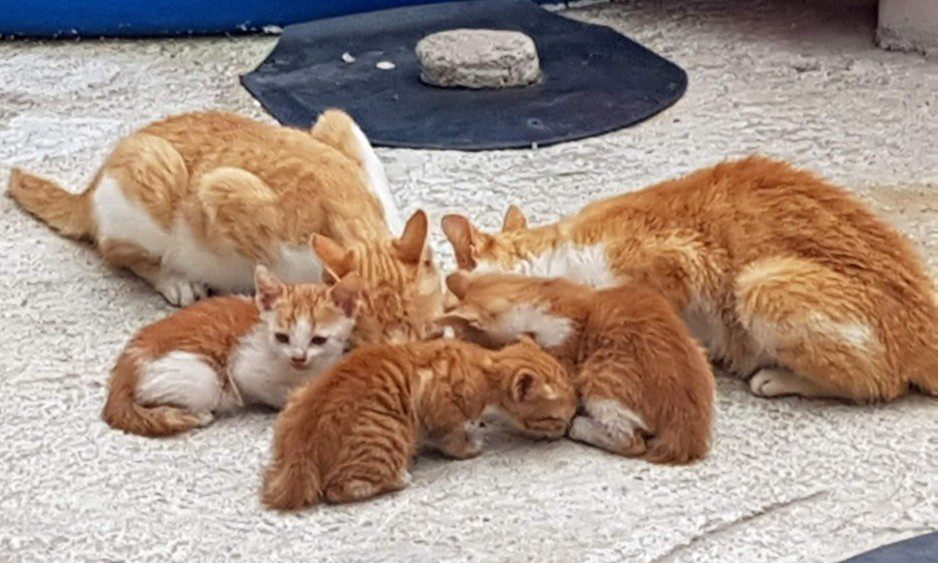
[254,265,284,312]
[511,371,536,402]
[441,214,481,270]
[328,272,361,316]
[445,271,471,299]
[310,234,356,281]
[395,210,429,264]
[502,205,528,232]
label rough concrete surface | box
[0,0,936,561]
[416,29,540,88]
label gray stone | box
[415,29,540,89]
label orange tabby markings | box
[102,267,359,437]
[261,338,576,509]
[443,156,938,402]
[8,110,430,315]
[439,272,715,464]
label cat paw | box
[155,275,209,307]
[749,367,825,398]
[568,415,601,444]
[193,411,214,427]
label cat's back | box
[590,284,699,351]
[130,295,259,362]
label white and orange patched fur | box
[442,156,938,403]
[439,272,715,464]
[103,266,360,437]
[8,109,420,306]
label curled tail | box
[310,109,403,236]
[261,458,323,510]
[102,353,203,437]
[7,168,96,240]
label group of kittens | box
[10,109,937,509]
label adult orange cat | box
[262,337,576,509]
[439,272,715,464]
[104,266,359,437]
[8,110,430,308]
[442,156,938,402]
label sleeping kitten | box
[442,156,938,402]
[439,272,715,464]
[261,337,576,509]
[103,266,359,437]
[8,110,430,308]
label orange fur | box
[103,268,359,437]
[8,111,437,327]
[261,338,576,509]
[440,272,715,464]
[443,156,938,402]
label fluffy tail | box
[7,167,96,240]
[102,353,203,437]
[261,458,323,510]
[310,109,404,235]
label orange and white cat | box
[439,272,715,464]
[103,266,359,437]
[262,337,576,509]
[443,156,938,403]
[8,109,419,306]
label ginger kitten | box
[9,110,425,307]
[439,272,715,464]
[103,266,359,437]
[261,338,576,509]
[442,156,938,402]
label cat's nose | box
[290,355,307,366]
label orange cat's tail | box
[7,168,96,240]
[102,354,203,437]
[261,458,323,510]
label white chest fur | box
[228,325,340,409]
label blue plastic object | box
[0,0,484,38]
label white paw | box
[193,411,214,427]
[398,469,413,486]
[749,367,822,398]
[568,415,598,443]
[463,420,485,454]
[345,480,376,500]
[155,274,209,307]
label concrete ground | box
[1,0,935,561]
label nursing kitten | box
[261,338,576,509]
[439,272,714,464]
[103,266,359,437]
[442,156,938,402]
[9,109,421,306]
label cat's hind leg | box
[568,398,648,457]
[735,256,901,402]
[136,351,231,424]
[324,463,411,504]
[94,133,209,306]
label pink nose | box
[290,356,306,365]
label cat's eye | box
[309,335,328,346]
[274,333,290,344]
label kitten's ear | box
[329,272,361,317]
[441,214,482,270]
[395,210,429,264]
[310,234,356,282]
[502,205,528,232]
[254,265,284,312]
[445,271,471,299]
[511,371,536,402]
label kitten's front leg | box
[568,415,646,457]
[434,420,484,460]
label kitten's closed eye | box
[309,335,328,346]
[275,333,290,344]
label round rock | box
[416,29,540,89]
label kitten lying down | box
[103,266,359,437]
[439,271,716,465]
[262,337,576,509]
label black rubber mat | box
[842,532,938,563]
[241,0,687,150]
